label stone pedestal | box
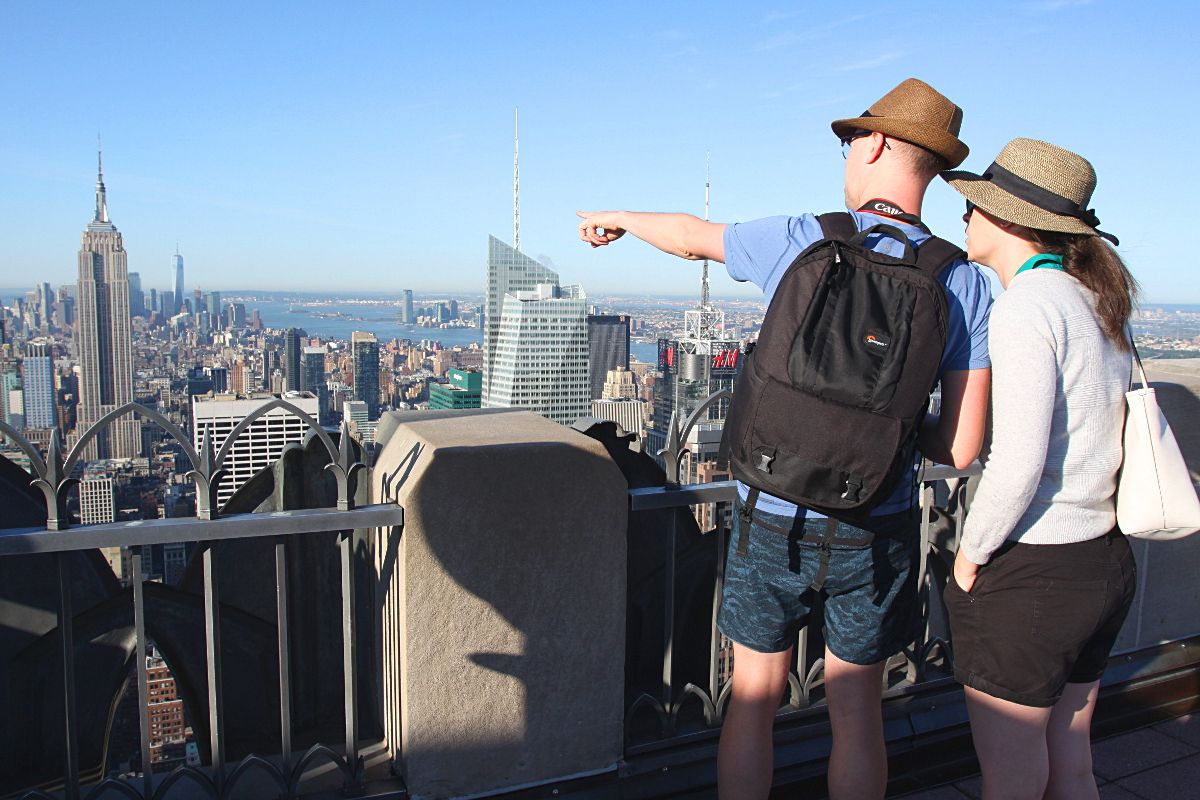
[371,410,628,799]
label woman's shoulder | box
[992,273,1084,341]
[998,271,1091,314]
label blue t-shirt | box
[724,211,993,518]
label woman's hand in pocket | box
[953,551,981,594]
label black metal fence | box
[0,404,404,799]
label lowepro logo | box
[864,332,890,349]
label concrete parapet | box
[371,409,628,799]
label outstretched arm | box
[577,211,727,262]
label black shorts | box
[944,528,1136,707]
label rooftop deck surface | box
[899,712,1200,799]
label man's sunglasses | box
[840,129,892,159]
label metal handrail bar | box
[0,504,405,556]
[629,481,737,511]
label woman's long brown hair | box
[1029,231,1139,350]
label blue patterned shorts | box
[716,498,920,665]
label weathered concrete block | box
[371,410,628,799]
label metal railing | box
[624,391,978,747]
[0,404,404,800]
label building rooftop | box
[0,368,1198,799]
[901,714,1200,799]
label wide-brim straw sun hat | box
[943,138,1118,245]
[831,78,969,169]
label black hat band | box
[984,161,1119,245]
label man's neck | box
[850,181,926,218]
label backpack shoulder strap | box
[914,235,967,278]
[817,211,858,242]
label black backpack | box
[721,212,963,543]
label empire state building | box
[74,150,140,460]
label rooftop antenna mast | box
[701,151,711,309]
[94,133,109,223]
[682,152,725,349]
[513,107,520,252]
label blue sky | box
[1,1,1195,301]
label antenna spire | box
[94,134,109,223]
[513,107,521,252]
[701,151,711,309]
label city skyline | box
[2,3,1196,301]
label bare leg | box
[963,685,1054,799]
[1044,681,1100,800]
[717,642,793,800]
[823,648,887,800]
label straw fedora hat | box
[831,78,968,169]
[943,138,1118,244]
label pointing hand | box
[577,211,626,248]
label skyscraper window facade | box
[351,331,380,419]
[75,151,140,460]
[587,314,631,401]
[22,342,56,430]
[171,251,184,315]
[429,368,482,409]
[401,289,415,325]
[483,236,558,406]
[302,346,329,421]
[486,283,590,425]
[191,391,319,509]
[207,292,222,329]
[284,329,303,393]
[127,272,144,318]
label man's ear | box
[865,132,888,164]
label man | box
[578,78,991,799]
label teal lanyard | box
[1015,253,1065,275]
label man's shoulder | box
[726,213,826,255]
[936,252,989,292]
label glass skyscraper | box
[22,342,56,430]
[351,331,380,419]
[284,328,303,392]
[401,289,415,325]
[302,346,329,421]
[171,250,185,315]
[486,283,590,425]
[483,236,558,406]
[587,315,631,401]
[127,272,144,317]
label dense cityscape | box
[0,155,772,774]
[2,146,1198,779]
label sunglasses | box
[840,129,892,159]
[963,200,976,222]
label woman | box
[940,138,1138,799]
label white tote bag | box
[1116,342,1200,540]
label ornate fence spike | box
[188,424,228,521]
[656,389,734,490]
[324,419,367,511]
[31,428,77,531]
[656,409,684,489]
